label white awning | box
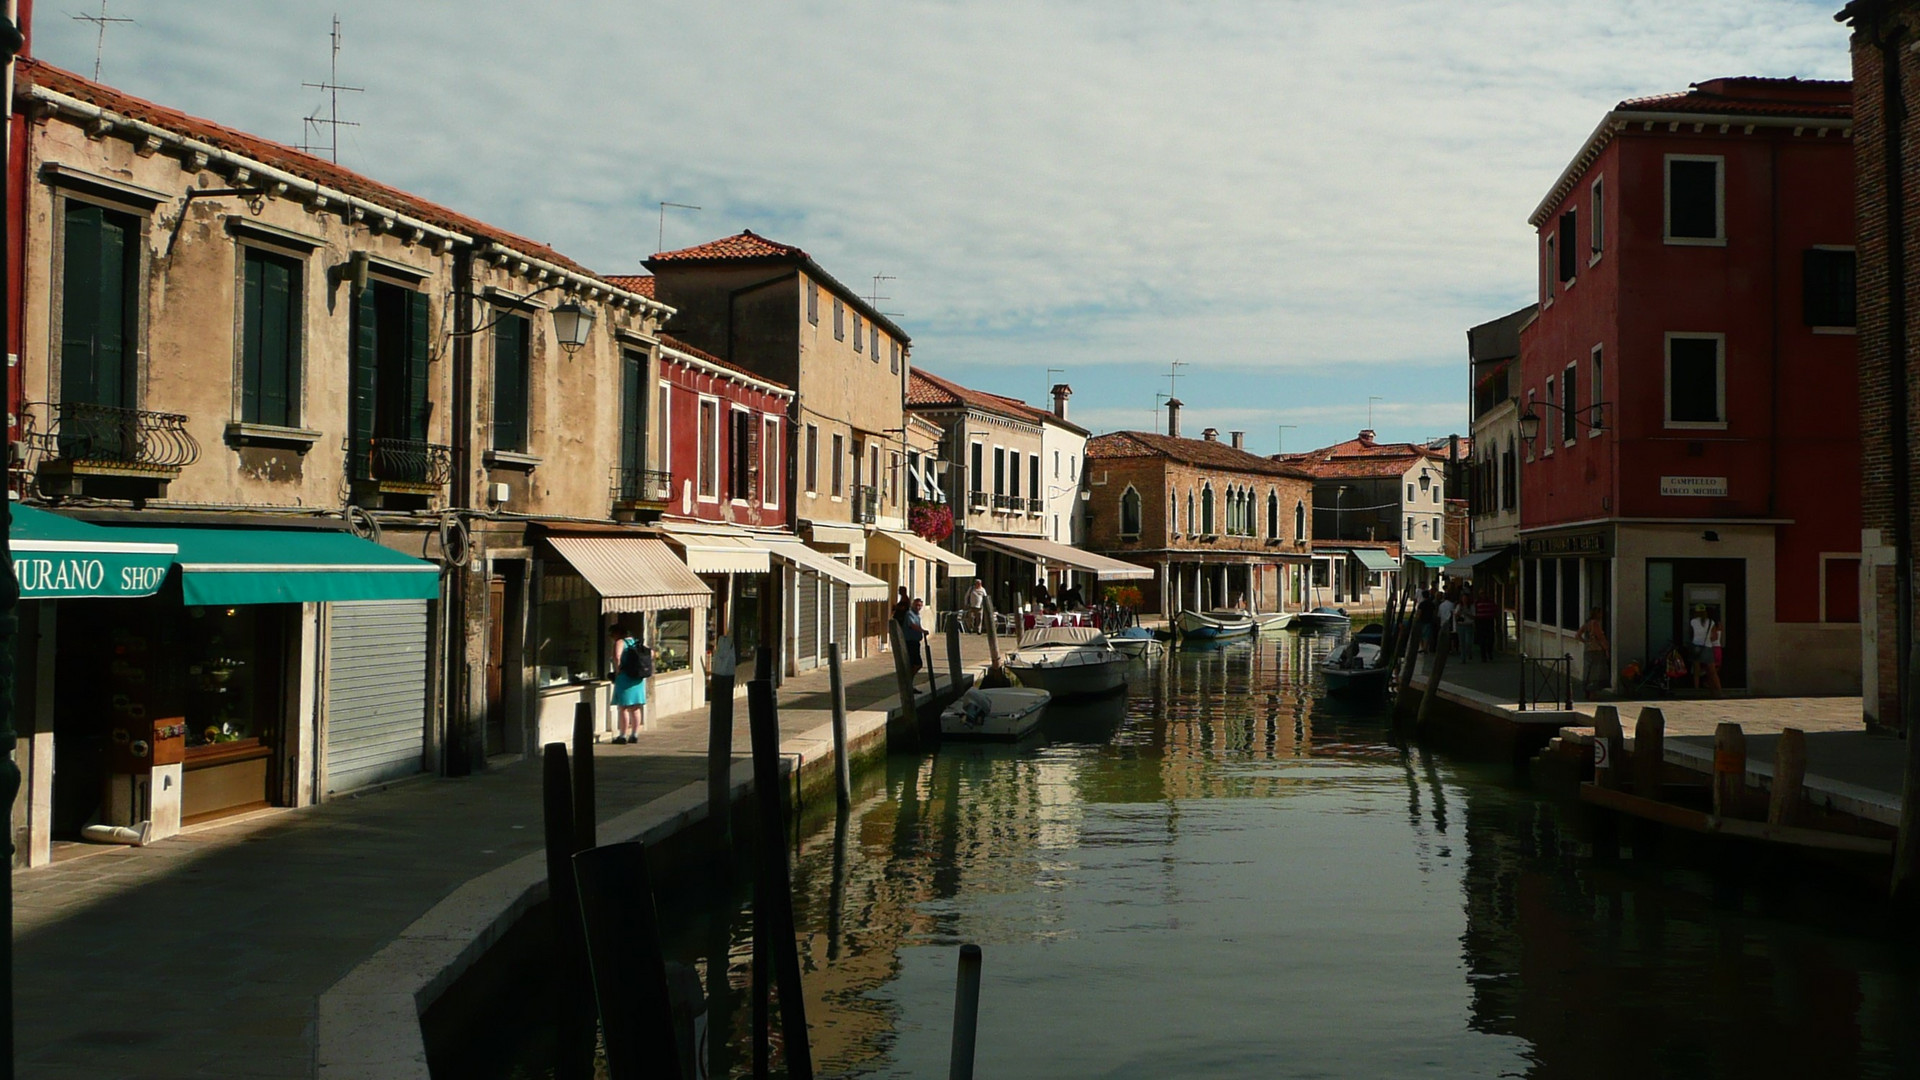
[545,536,712,614]
[970,533,1153,580]
[761,535,892,602]
[873,529,975,576]
[801,520,866,549]
[659,523,772,575]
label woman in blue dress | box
[610,624,649,744]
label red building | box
[1517,77,1859,694]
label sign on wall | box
[1520,529,1613,558]
[1660,476,1728,498]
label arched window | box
[1120,485,1142,538]
[1201,484,1216,536]
[1267,489,1280,538]
[1170,492,1179,536]
[1187,490,1196,535]
[1294,499,1307,542]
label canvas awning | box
[761,535,891,602]
[801,520,865,548]
[970,533,1153,580]
[1348,548,1402,573]
[1448,546,1515,575]
[10,503,177,600]
[546,536,712,614]
[659,523,772,575]
[872,529,975,576]
[1409,553,1454,569]
[94,519,439,605]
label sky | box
[31,1,1854,455]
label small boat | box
[1255,612,1296,632]
[1318,640,1390,694]
[941,687,1051,739]
[1005,628,1130,699]
[1176,609,1258,639]
[1353,622,1385,646]
[1290,606,1351,631]
[1108,626,1166,660]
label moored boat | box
[1005,629,1130,699]
[1318,640,1389,694]
[1176,609,1258,639]
[941,687,1052,739]
[1255,612,1296,632]
[1290,606,1351,631]
[1109,626,1166,660]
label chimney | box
[1358,429,1376,447]
[1166,397,1184,438]
[1202,427,1220,442]
[1229,430,1245,450]
[1051,383,1072,420]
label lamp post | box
[1,14,29,1077]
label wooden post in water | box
[1394,613,1422,703]
[827,642,851,813]
[756,643,774,682]
[571,842,685,1080]
[746,678,815,1080]
[1712,721,1747,820]
[572,701,597,851]
[542,744,593,1080]
[1590,705,1623,790]
[1769,727,1808,827]
[949,943,983,1080]
[709,639,738,853]
[1415,631,1452,729]
[983,599,1002,672]
[947,619,965,690]
[890,619,920,730]
[927,639,940,697]
[1632,707,1666,798]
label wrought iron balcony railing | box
[612,467,673,504]
[852,484,880,525]
[362,437,452,488]
[30,401,199,473]
[969,490,990,512]
[992,493,1014,512]
[1026,496,1045,515]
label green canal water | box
[475,632,1920,1078]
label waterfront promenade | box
[12,638,994,1080]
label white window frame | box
[1664,331,1728,430]
[727,403,753,506]
[1588,175,1605,265]
[1589,344,1605,435]
[762,414,781,508]
[1664,154,1726,247]
[697,394,722,503]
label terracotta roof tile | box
[650,230,808,263]
[1618,77,1851,121]
[658,333,790,391]
[1274,430,1445,480]
[604,275,655,298]
[1088,431,1314,479]
[906,368,1048,423]
[18,60,651,295]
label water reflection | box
[668,633,1920,1079]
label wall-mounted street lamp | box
[437,274,597,356]
[1516,396,1610,450]
[548,300,594,355]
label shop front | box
[969,533,1152,611]
[660,521,777,683]
[868,528,976,638]
[758,534,889,675]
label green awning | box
[98,521,441,605]
[1348,548,1401,572]
[10,504,177,600]
[1410,553,1454,568]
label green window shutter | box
[60,203,104,407]
[491,315,526,452]
[619,349,643,474]
[350,283,379,477]
[96,210,132,409]
[406,289,432,442]
[241,252,264,423]
[257,252,296,427]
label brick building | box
[1084,401,1315,615]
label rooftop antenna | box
[1368,395,1384,429]
[657,201,700,253]
[72,0,133,82]
[1045,367,1065,403]
[298,16,362,163]
[1153,391,1171,432]
[1166,360,1188,404]
[866,273,907,320]
[1275,424,1297,454]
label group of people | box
[1412,582,1502,663]
[959,576,1088,633]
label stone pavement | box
[12,635,996,1080]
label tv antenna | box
[868,273,906,319]
[1368,395,1384,429]
[1045,367,1065,402]
[298,16,362,163]
[72,0,133,82]
[1166,360,1188,403]
[1275,424,1297,454]
[657,201,700,253]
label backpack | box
[620,639,652,680]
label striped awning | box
[970,533,1153,580]
[659,523,772,575]
[872,529,975,576]
[545,536,712,614]
[761,536,891,602]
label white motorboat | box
[1290,606,1352,631]
[1176,609,1258,640]
[1108,626,1166,660]
[941,687,1051,739]
[1318,640,1390,694]
[1005,629,1130,699]
[1255,612,1296,632]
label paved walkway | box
[12,636,996,1080]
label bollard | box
[710,639,738,854]
[947,619,965,690]
[827,642,851,813]
[927,639,941,697]
[1632,707,1666,798]
[983,599,1002,671]
[542,744,593,1080]
[747,679,815,1080]
[571,842,684,1080]
[572,701,597,850]
[1590,705,1623,790]
[1712,722,1747,820]
[1769,727,1808,827]
[755,643,775,683]
[949,943,983,1080]
[1395,615,1422,702]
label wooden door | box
[485,576,506,756]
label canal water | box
[477,632,1920,1078]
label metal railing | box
[611,466,672,504]
[852,484,880,525]
[29,401,199,472]
[1026,496,1044,515]
[968,490,990,512]
[363,437,452,487]
[1517,652,1573,711]
[992,493,1015,512]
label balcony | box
[992,493,1015,513]
[611,467,673,517]
[969,490,990,513]
[1026,496,1045,516]
[351,437,451,508]
[852,484,880,525]
[26,401,198,503]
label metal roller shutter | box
[326,600,429,795]
[830,583,849,656]
[796,572,820,670]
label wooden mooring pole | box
[1769,727,1808,827]
[949,943,983,1080]
[572,702,597,851]
[889,618,922,738]
[747,678,814,1080]
[709,639,738,854]
[827,642,851,813]
[541,744,593,1080]
[1590,706,1623,790]
[1632,707,1666,798]
[947,618,965,691]
[572,842,685,1080]
[1712,722,1747,819]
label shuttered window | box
[1667,157,1722,241]
[1803,248,1857,328]
[60,201,139,410]
[1558,210,1577,282]
[491,313,530,452]
[619,348,646,477]
[241,247,301,427]
[351,280,433,480]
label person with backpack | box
[610,623,653,744]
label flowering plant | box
[909,502,954,543]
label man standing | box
[1437,590,1458,658]
[1474,588,1500,661]
[966,578,988,633]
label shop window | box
[1666,155,1723,243]
[654,607,693,673]
[1120,486,1142,538]
[1537,559,1556,624]
[1666,334,1725,426]
[536,564,600,686]
[1824,557,1861,623]
[240,246,302,428]
[1312,560,1330,587]
[492,313,530,453]
[1804,248,1857,329]
[1560,559,1581,631]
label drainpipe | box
[444,246,476,776]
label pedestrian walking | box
[966,578,988,633]
[1576,607,1610,694]
[1455,586,1476,661]
[1689,604,1722,693]
[1474,590,1500,661]
[1415,588,1438,653]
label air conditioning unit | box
[489,482,511,505]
